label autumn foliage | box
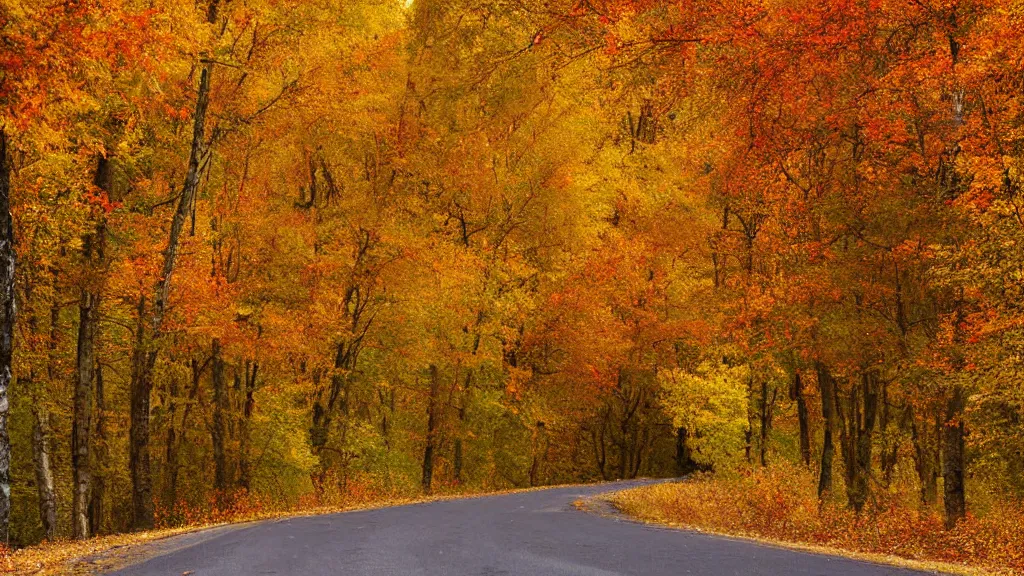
[610,471,1024,575]
[0,0,1023,572]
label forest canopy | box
[1,0,1024,550]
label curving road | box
[105,480,935,576]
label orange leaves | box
[613,469,1024,575]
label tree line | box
[1,0,1023,546]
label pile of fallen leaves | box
[0,527,201,576]
[608,468,1024,576]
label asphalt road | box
[106,479,935,576]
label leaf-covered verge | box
[607,470,1024,576]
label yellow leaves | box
[661,360,750,469]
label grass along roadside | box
[602,470,1024,576]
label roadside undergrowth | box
[606,468,1024,576]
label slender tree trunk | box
[163,364,180,512]
[211,339,228,495]
[792,371,811,467]
[816,363,835,499]
[943,384,966,528]
[72,156,108,539]
[878,382,901,488]
[238,360,257,491]
[32,407,57,540]
[0,128,16,544]
[453,403,465,485]
[129,294,154,530]
[846,371,879,513]
[72,260,96,540]
[529,421,547,487]
[744,375,754,464]
[911,405,939,507]
[129,1,221,530]
[90,363,106,535]
[421,364,440,493]
[758,379,776,467]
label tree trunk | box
[816,362,835,499]
[943,384,966,528]
[839,370,879,513]
[211,339,228,495]
[89,363,106,535]
[421,364,440,493]
[0,128,16,544]
[910,405,939,507]
[878,382,900,488]
[238,360,258,491]
[72,156,108,539]
[792,371,811,467]
[129,2,221,531]
[163,364,180,512]
[129,294,154,530]
[529,421,547,487]
[758,379,776,467]
[453,404,465,485]
[32,408,57,540]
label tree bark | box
[129,293,154,530]
[758,379,776,467]
[943,384,966,528]
[129,1,221,530]
[163,362,180,512]
[32,408,57,540]
[910,405,939,506]
[0,128,16,544]
[421,364,440,493]
[852,371,880,513]
[238,360,258,491]
[837,370,880,513]
[529,421,547,487]
[211,338,228,495]
[816,362,835,499]
[89,363,106,535]
[792,371,811,467]
[72,155,109,539]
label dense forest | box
[1,0,1023,549]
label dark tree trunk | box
[943,384,966,528]
[816,363,835,499]
[90,363,107,535]
[758,379,776,467]
[675,427,696,474]
[910,405,939,506]
[590,408,609,480]
[72,155,109,539]
[238,360,258,491]
[792,371,811,467]
[421,364,440,493]
[878,382,901,488]
[211,339,228,495]
[852,371,880,513]
[129,294,154,530]
[744,375,754,464]
[129,1,221,531]
[163,363,180,512]
[32,408,57,540]
[0,128,15,544]
[453,404,465,485]
[837,370,880,513]
[529,421,547,487]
